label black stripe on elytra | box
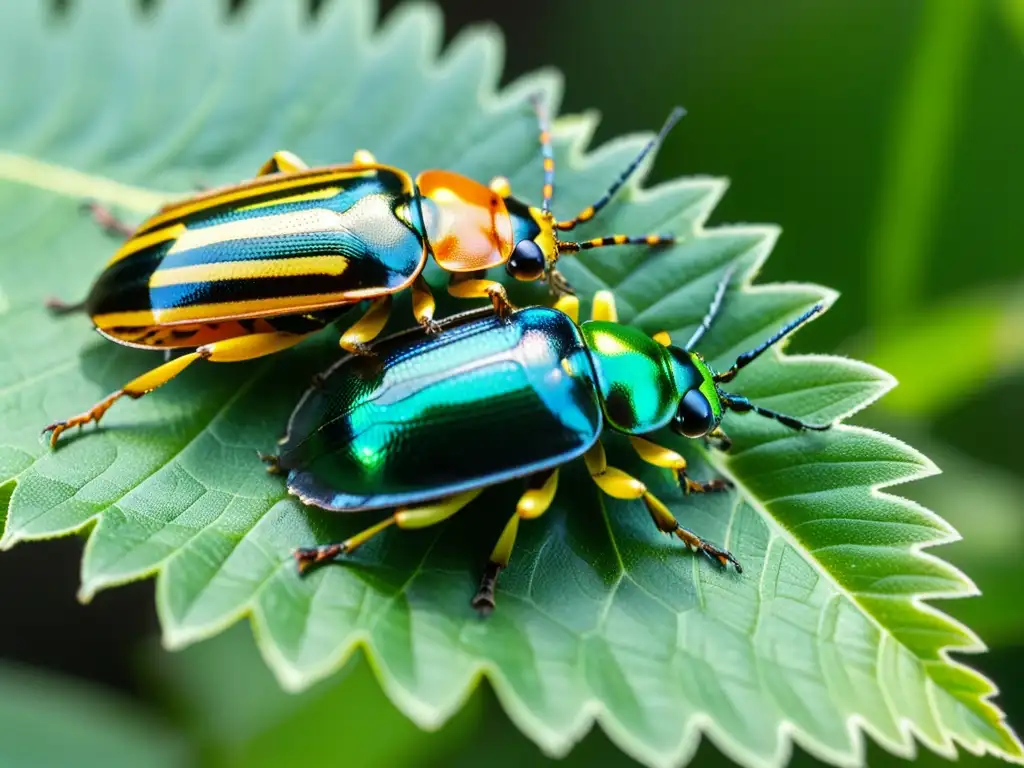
[144,271,392,312]
[84,241,171,316]
[138,172,411,236]
[89,247,396,315]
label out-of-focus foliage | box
[0,0,1020,767]
[147,625,481,768]
[0,661,188,768]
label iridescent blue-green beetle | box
[268,270,831,613]
[43,99,684,446]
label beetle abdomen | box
[278,306,603,511]
[86,167,427,337]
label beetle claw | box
[258,451,282,474]
[346,342,378,358]
[419,317,443,335]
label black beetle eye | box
[675,389,715,438]
[506,240,546,281]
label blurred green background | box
[1,0,1021,765]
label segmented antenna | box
[714,304,825,384]
[556,106,686,231]
[531,94,556,214]
[685,265,736,352]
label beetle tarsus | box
[43,390,125,447]
[682,476,733,495]
[346,342,378,358]
[44,297,86,316]
[294,543,347,575]
[703,427,733,453]
[258,451,282,474]
[486,286,514,319]
[81,200,135,239]
[673,525,741,573]
[471,561,502,616]
[419,316,443,335]
[546,268,576,298]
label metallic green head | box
[580,321,723,436]
[665,348,725,437]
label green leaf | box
[0,2,1019,767]
[856,418,1024,647]
[0,661,189,768]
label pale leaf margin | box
[0,4,1019,768]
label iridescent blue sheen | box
[278,307,603,511]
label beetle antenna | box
[713,304,824,384]
[558,233,676,253]
[720,392,832,432]
[531,94,556,215]
[555,106,685,231]
[684,265,736,351]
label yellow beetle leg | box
[352,149,377,166]
[256,150,310,176]
[294,489,481,574]
[651,330,672,347]
[43,331,310,447]
[552,294,580,323]
[472,469,560,615]
[412,275,440,333]
[339,296,393,355]
[583,441,741,572]
[629,435,731,495]
[448,272,514,318]
[589,289,618,322]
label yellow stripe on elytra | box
[165,208,347,254]
[92,291,388,329]
[107,223,186,267]
[141,166,389,232]
[150,255,349,287]
[236,185,341,212]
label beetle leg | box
[81,201,135,239]
[447,272,514,318]
[583,440,741,572]
[703,427,733,453]
[412,275,441,333]
[472,469,559,615]
[294,489,482,574]
[589,289,618,322]
[546,268,576,298]
[256,150,309,176]
[43,331,310,447]
[44,297,87,315]
[629,435,732,495]
[352,149,377,166]
[552,294,579,323]
[339,296,393,355]
[651,330,672,347]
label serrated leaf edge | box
[1,4,1019,767]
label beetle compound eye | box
[506,240,546,281]
[675,389,715,438]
